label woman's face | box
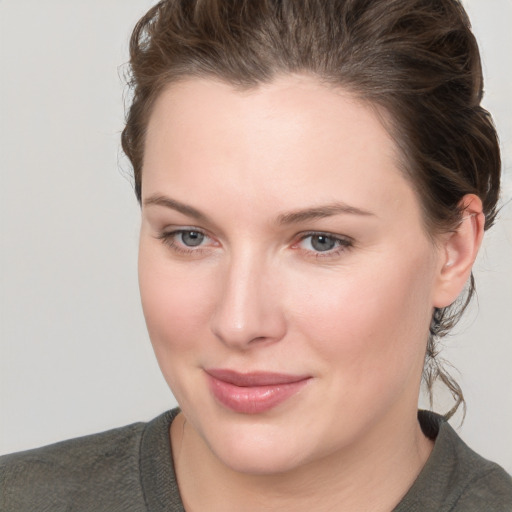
[139,75,444,474]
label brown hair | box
[121,0,501,417]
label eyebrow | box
[144,194,375,225]
[276,203,375,225]
[144,195,208,222]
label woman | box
[1,0,511,510]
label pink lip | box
[205,369,311,414]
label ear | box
[432,194,485,308]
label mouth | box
[205,368,311,414]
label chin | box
[212,436,308,476]
[193,411,318,476]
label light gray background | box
[1,1,511,472]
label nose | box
[210,251,287,350]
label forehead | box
[142,75,421,226]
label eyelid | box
[156,226,219,255]
[293,230,353,244]
[156,226,353,259]
[291,231,354,257]
[157,225,208,239]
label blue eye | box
[296,232,353,256]
[157,228,212,254]
[309,234,336,252]
[179,230,205,247]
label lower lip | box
[206,375,310,414]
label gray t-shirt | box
[1,409,511,511]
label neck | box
[170,409,433,512]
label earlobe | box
[433,194,485,308]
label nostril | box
[210,306,286,349]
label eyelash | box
[156,229,353,259]
[156,228,213,256]
[292,232,354,259]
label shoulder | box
[0,420,148,512]
[446,432,512,512]
[452,463,512,511]
[437,416,512,511]
[395,411,512,512]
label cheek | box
[138,246,218,407]
[288,251,435,379]
[138,242,214,355]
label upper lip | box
[205,368,311,387]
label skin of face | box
[138,75,475,488]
